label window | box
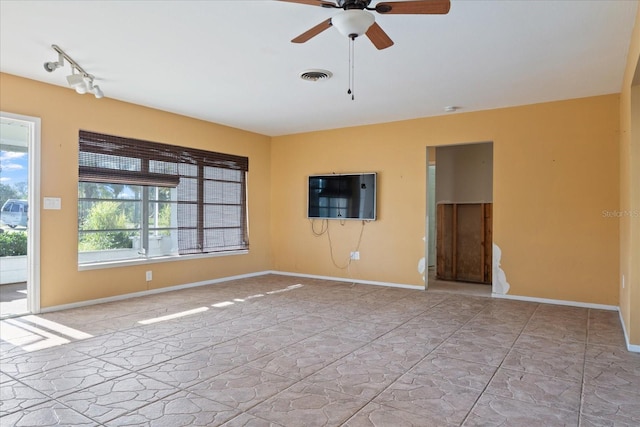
[78,131,249,265]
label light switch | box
[43,197,62,210]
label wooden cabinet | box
[436,203,492,284]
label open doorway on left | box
[1,114,37,319]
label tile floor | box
[0,274,638,426]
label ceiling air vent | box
[299,69,333,82]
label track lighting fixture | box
[44,44,105,99]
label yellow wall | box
[619,4,640,346]
[272,95,620,305]
[0,73,624,310]
[0,73,272,308]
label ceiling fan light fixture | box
[331,9,375,38]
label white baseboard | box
[269,270,425,290]
[618,310,640,353]
[40,270,421,314]
[491,292,618,311]
[37,270,640,354]
[39,270,273,314]
[493,292,640,353]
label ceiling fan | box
[279,0,451,49]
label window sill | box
[78,249,249,271]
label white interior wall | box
[435,142,493,204]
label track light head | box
[92,85,104,99]
[43,61,60,72]
[43,52,64,72]
[87,79,104,99]
[66,72,88,94]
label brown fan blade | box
[292,18,333,43]
[278,0,337,8]
[366,22,394,50]
[375,0,450,15]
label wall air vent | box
[299,69,333,82]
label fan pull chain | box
[348,35,355,101]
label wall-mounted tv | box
[308,173,377,220]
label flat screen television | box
[307,173,377,220]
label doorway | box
[0,113,40,318]
[425,142,493,294]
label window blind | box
[79,130,249,255]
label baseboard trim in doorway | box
[270,270,424,291]
[39,271,273,314]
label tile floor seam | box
[225,307,427,424]
[459,300,542,426]
[338,400,406,427]
[249,377,372,427]
[16,362,135,402]
[420,298,518,369]
[492,364,583,383]
[1,354,96,381]
[507,304,583,424]
[580,373,640,397]
[367,378,482,427]
[358,298,502,427]
[99,388,187,425]
[483,370,584,417]
[133,320,357,394]
[467,390,580,424]
[46,393,105,426]
[0,378,52,417]
[91,340,197,372]
[184,371,297,414]
[134,332,313,392]
[577,308,594,425]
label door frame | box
[1,111,41,314]
[425,142,494,292]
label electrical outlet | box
[146,271,153,281]
[350,251,360,260]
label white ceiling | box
[0,0,637,136]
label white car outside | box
[1,199,28,228]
